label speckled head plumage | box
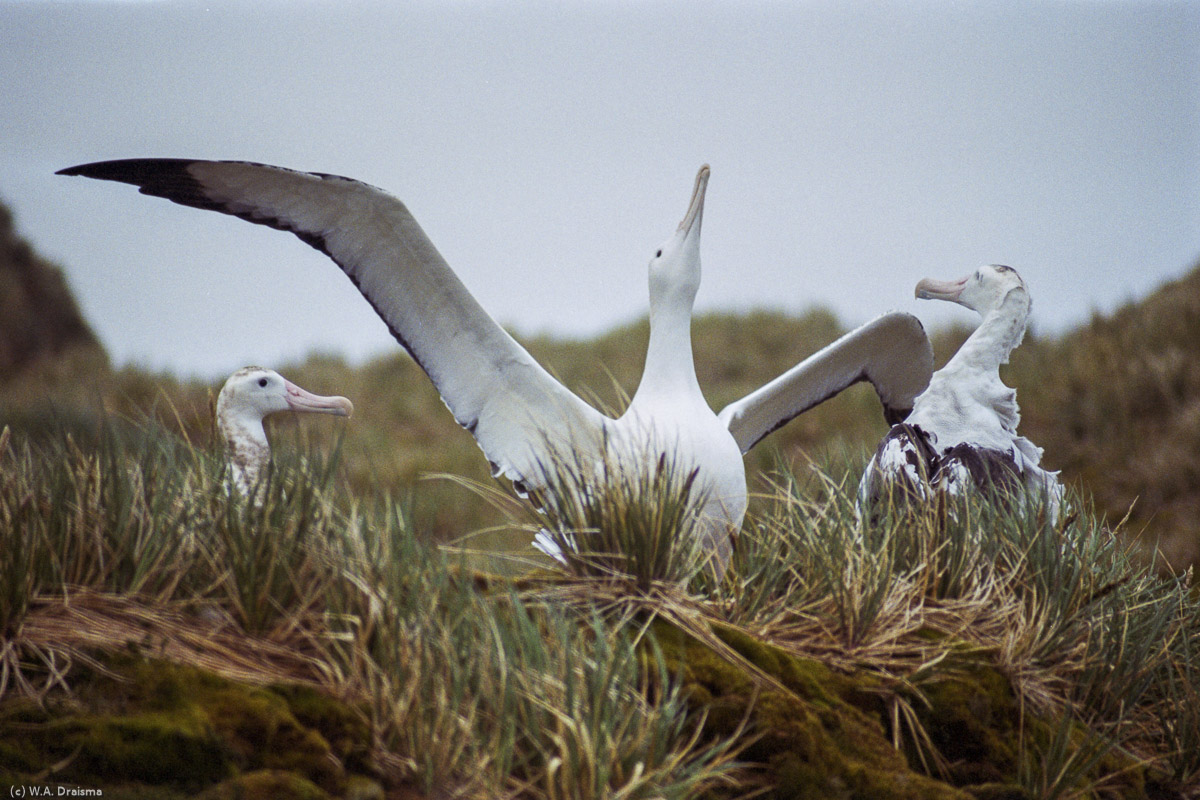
[915,264,1028,317]
[217,367,353,425]
[216,366,353,495]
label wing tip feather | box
[56,158,196,181]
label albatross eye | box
[258,377,268,388]
[655,249,663,258]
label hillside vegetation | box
[4,195,1196,567]
[1008,265,1200,570]
[2,198,1200,797]
[0,199,108,402]
[5,258,1199,570]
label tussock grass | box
[1001,264,1200,571]
[359,437,1199,796]
[4,268,1200,794]
[645,454,1197,797]
[520,447,714,589]
[10,270,1199,569]
[0,422,745,797]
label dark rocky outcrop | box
[0,198,106,383]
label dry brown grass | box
[1009,263,1200,571]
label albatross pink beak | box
[915,276,968,302]
[284,380,354,418]
[678,164,710,235]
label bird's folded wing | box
[58,158,607,483]
[717,311,933,453]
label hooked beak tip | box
[678,164,710,233]
[284,380,354,418]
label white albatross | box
[858,265,1063,519]
[59,159,932,575]
[217,366,353,496]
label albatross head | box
[915,264,1027,316]
[216,366,353,497]
[647,165,709,312]
[217,366,354,431]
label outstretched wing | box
[58,158,608,483]
[717,311,933,453]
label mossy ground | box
[653,619,963,800]
[0,651,383,800]
[1,570,1189,800]
[651,619,1157,800]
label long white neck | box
[629,288,701,410]
[944,287,1030,377]
[219,413,270,495]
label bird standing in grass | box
[859,265,1063,519]
[217,366,353,496]
[60,160,931,577]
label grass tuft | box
[522,443,716,589]
[1,414,1198,797]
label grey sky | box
[2,0,1197,379]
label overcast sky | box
[2,0,1197,379]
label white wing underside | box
[717,311,933,453]
[61,159,607,487]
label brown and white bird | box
[859,265,1063,519]
[216,366,353,496]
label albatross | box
[217,366,353,496]
[59,159,932,575]
[858,265,1063,519]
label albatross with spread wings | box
[60,159,932,574]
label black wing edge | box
[56,157,449,425]
[57,158,231,212]
[57,158,338,266]
[55,158,368,254]
[57,157,356,218]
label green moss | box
[268,683,373,776]
[653,620,971,800]
[342,774,387,800]
[907,663,1020,786]
[196,769,330,800]
[201,684,341,791]
[963,784,1033,800]
[652,619,1156,799]
[0,652,377,798]
[71,709,231,787]
[0,699,52,773]
[895,655,1151,800]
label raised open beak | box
[284,380,354,417]
[677,164,710,235]
[915,276,968,302]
